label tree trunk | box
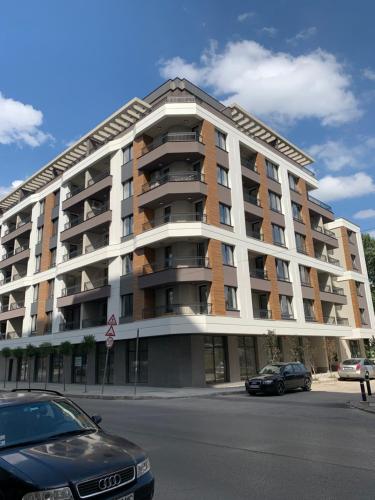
[63,358,66,392]
[28,359,31,390]
[15,361,19,389]
[3,360,6,388]
[44,357,48,390]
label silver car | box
[338,358,375,380]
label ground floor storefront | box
[0,334,367,388]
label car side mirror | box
[92,415,102,425]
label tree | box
[365,335,375,359]
[302,338,317,375]
[1,347,11,388]
[59,341,72,392]
[25,344,37,390]
[362,234,375,307]
[81,335,96,393]
[290,337,304,362]
[326,338,338,373]
[38,342,53,390]
[264,330,281,363]
[12,347,24,389]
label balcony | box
[243,193,263,218]
[82,317,107,329]
[305,314,317,323]
[250,269,271,292]
[59,321,80,332]
[0,301,25,321]
[60,207,112,242]
[281,312,295,321]
[143,302,212,319]
[138,132,205,171]
[139,257,212,288]
[297,246,308,255]
[241,159,260,183]
[250,269,268,280]
[62,247,83,262]
[311,225,338,247]
[319,285,347,305]
[0,273,26,287]
[84,237,109,254]
[62,173,112,210]
[323,316,349,326]
[57,278,110,308]
[247,230,264,241]
[307,194,333,212]
[138,172,207,209]
[254,309,273,319]
[307,194,334,219]
[2,219,32,244]
[142,212,207,231]
[0,247,30,270]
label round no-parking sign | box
[106,337,114,349]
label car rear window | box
[343,359,361,365]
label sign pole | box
[133,328,140,399]
[101,346,110,395]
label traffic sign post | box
[101,315,117,395]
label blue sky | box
[1,0,375,234]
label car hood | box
[0,431,143,489]
[248,374,279,382]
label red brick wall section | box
[133,135,154,235]
[348,279,362,328]
[132,247,155,321]
[340,227,353,270]
[207,239,226,316]
[200,120,220,227]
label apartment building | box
[0,78,373,387]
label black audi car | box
[0,390,154,500]
[245,362,312,396]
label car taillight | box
[356,363,361,370]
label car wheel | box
[302,377,312,391]
[248,391,256,396]
[275,381,285,396]
[365,371,370,379]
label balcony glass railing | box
[143,302,212,319]
[241,158,258,173]
[305,314,317,322]
[250,269,268,280]
[243,193,261,207]
[82,318,107,328]
[307,194,333,212]
[60,278,108,297]
[320,285,345,295]
[254,309,272,319]
[143,257,210,274]
[65,171,110,200]
[59,321,80,332]
[281,312,295,320]
[1,246,28,261]
[141,131,202,156]
[0,301,25,313]
[323,316,349,326]
[143,212,207,231]
[247,231,264,241]
[312,225,337,239]
[142,172,205,193]
[62,247,83,262]
[64,204,109,230]
[3,217,31,237]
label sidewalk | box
[0,381,245,400]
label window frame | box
[224,286,238,311]
[217,165,229,187]
[222,243,235,266]
[123,214,134,237]
[219,203,232,226]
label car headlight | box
[137,457,151,478]
[263,380,274,384]
[22,488,73,500]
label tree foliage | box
[362,233,375,307]
[265,331,281,363]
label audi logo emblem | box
[98,473,122,490]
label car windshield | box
[343,359,361,365]
[0,399,96,449]
[259,365,282,375]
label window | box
[299,265,311,286]
[215,129,227,150]
[225,286,238,311]
[222,243,234,266]
[35,255,41,273]
[39,199,45,215]
[217,165,229,187]
[128,339,148,383]
[360,309,367,325]
[123,144,133,164]
[219,203,232,226]
[123,179,133,199]
[303,299,315,321]
[295,233,307,254]
[53,190,60,208]
[31,315,37,333]
[204,336,227,384]
[122,253,133,275]
[288,174,299,192]
[269,191,282,213]
[33,284,39,302]
[52,219,58,236]
[121,294,133,319]
[280,295,294,320]
[238,336,257,380]
[45,312,52,333]
[266,160,279,181]
[37,226,43,243]
[292,202,303,221]
[276,259,289,281]
[351,254,359,270]
[123,214,134,236]
[50,248,56,268]
[272,224,285,247]
[48,279,54,298]
[50,352,63,383]
[356,282,363,297]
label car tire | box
[365,371,370,379]
[248,391,256,396]
[275,381,285,396]
[302,377,312,391]
[338,377,345,381]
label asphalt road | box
[74,386,375,500]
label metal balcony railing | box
[307,194,333,212]
[82,318,107,328]
[300,280,312,287]
[59,321,80,332]
[293,215,304,223]
[141,131,203,156]
[328,256,340,266]
[142,257,210,274]
[84,238,109,254]
[1,246,28,261]
[254,309,273,319]
[166,96,196,104]
[250,269,268,280]
[320,285,345,296]
[241,158,258,173]
[281,312,295,320]
[3,217,31,237]
[143,302,212,318]
[312,225,337,239]
[297,246,308,255]
[62,247,83,262]
[64,204,109,230]
[244,193,261,207]
[247,231,264,241]
[60,278,108,297]
[0,301,25,313]
[305,314,317,322]
[142,172,205,193]
[65,172,111,200]
[143,212,207,231]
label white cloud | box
[367,230,375,238]
[0,179,23,197]
[315,172,375,201]
[159,40,361,126]
[261,27,278,37]
[0,92,52,147]
[287,27,317,44]
[363,68,375,81]
[354,209,375,219]
[238,12,254,22]
[309,137,375,171]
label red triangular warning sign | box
[105,325,116,337]
[107,314,117,326]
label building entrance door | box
[204,336,227,384]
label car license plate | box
[251,383,260,388]
[117,494,134,500]
[343,367,353,370]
